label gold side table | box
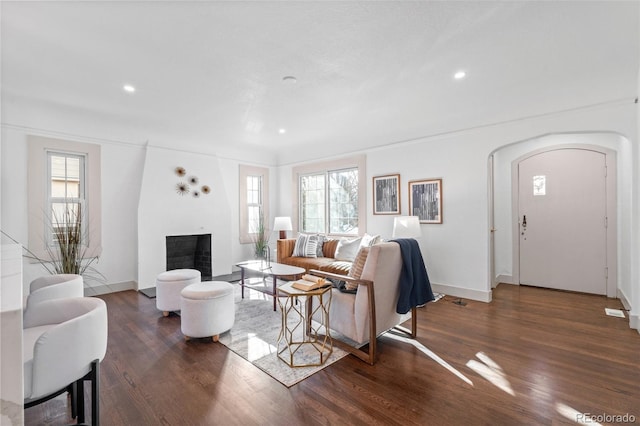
[276,281,333,368]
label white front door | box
[518,149,607,294]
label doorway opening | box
[489,134,618,298]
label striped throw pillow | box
[292,234,318,258]
[345,246,369,291]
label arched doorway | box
[489,134,619,298]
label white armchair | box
[310,242,416,364]
[23,296,108,425]
[25,274,84,312]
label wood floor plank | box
[23,284,640,425]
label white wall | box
[137,146,231,289]
[278,101,638,305]
[632,61,640,331]
[1,126,145,298]
[136,146,280,289]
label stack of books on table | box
[291,274,330,291]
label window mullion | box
[324,172,330,235]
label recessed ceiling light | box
[123,84,136,93]
[282,76,297,84]
[454,71,467,80]
[279,128,287,134]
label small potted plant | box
[252,212,270,263]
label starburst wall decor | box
[173,167,211,198]
[176,182,190,195]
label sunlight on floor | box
[247,332,277,362]
[385,332,473,386]
[556,402,602,425]
[466,352,515,396]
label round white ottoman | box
[180,281,235,342]
[156,269,201,317]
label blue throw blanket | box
[390,238,435,314]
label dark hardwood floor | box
[25,284,639,425]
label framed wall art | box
[373,174,401,215]
[409,178,442,224]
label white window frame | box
[28,136,102,260]
[239,164,269,244]
[46,150,87,247]
[292,155,366,237]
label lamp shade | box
[392,216,422,238]
[273,216,293,239]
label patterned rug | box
[218,284,350,387]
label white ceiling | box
[2,1,638,165]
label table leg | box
[272,275,277,311]
[305,297,313,336]
[241,268,245,299]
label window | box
[28,136,102,259]
[239,165,269,244]
[293,155,366,236]
[246,175,263,234]
[300,168,359,235]
[47,151,86,246]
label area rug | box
[218,284,350,387]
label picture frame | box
[373,174,401,215]
[409,178,442,224]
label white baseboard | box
[496,274,514,285]
[431,282,492,303]
[615,288,638,333]
[617,288,632,311]
[84,280,136,296]
[630,313,639,334]
[138,281,155,290]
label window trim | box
[239,164,269,244]
[28,136,102,260]
[292,155,366,237]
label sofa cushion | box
[334,237,362,261]
[280,256,335,272]
[360,233,380,248]
[292,234,318,258]
[316,234,326,257]
[345,247,370,291]
[322,239,340,258]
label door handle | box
[522,215,527,228]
